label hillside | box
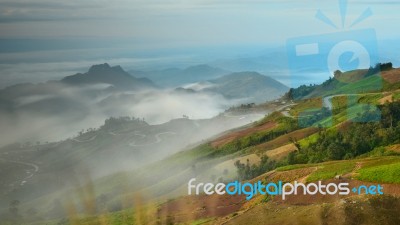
[0,63,160,147]
[22,94,400,225]
[0,103,273,222]
[288,63,400,100]
[205,72,289,103]
[0,63,245,147]
[2,66,400,225]
[148,66,400,225]
[178,72,289,103]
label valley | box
[1,63,400,225]
[40,65,400,225]
[2,1,400,224]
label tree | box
[334,70,342,79]
[327,143,345,160]
[287,151,296,165]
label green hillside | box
[3,66,400,225]
[288,63,400,100]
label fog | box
[0,83,240,146]
[0,77,271,221]
[119,90,230,124]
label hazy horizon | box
[0,0,400,88]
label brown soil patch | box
[255,127,319,151]
[157,193,246,224]
[336,120,352,132]
[345,162,363,178]
[269,167,317,183]
[379,94,393,104]
[213,144,298,179]
[223,202,323,225]
[297,167,319,184]
[265,143,298,161]
[211,121,278,148]
[387,144,400,153]
[382,68,400,84]
[213,154,261,173]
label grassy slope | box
[18,68,400,225]
[70,99,399,224]
[309,68,400,98]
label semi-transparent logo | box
[286,0,382,127]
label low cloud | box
[127,90,228,124]
[0,82,235,146]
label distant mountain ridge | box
[62,63,156,90]
[207,72,289,103]
[129,64,229,87]
[177,71,289,103]
[0,63,288,147]
[0,63,157,109]
[0,63,159,147]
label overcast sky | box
[0,0,399,86]
[0,1,398,45]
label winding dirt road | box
[323,93,384,110]
[129,132,176,147]
[72,135,97,143]
[108,128,137,136]
[0,157,39,186]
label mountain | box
[76,66,400,225]
[0,103,269,216]
[0,63,158,117]
[129,64,229,87]
[3,65,400,224]
[183,64,226,76]
[0,63,158,107]
[0,64,160,147]
[183,72,288,103]
[1,63,286,148]
[62,63,156,90]
[209,72,288,101]
[210,51,288,73]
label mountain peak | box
[61,63,156,90]
[88,63,112,73]
[111,65,125,73]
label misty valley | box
[0,62,289,222]
[3,1,400,224]
[1,63,400,225]
[2,59,400,225]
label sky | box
[0,0,399,86]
